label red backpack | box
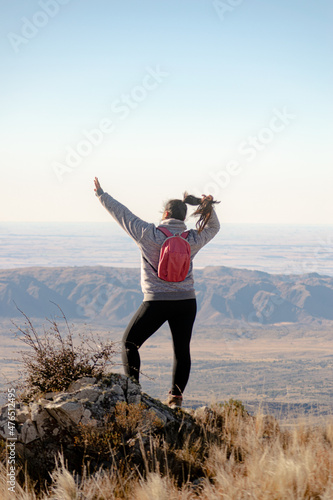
[156,227,191,282]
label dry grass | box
[1,402,332,499]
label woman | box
[94,177,220,408]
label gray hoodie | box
[96,191,220,301]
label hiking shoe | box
[166,392,183,409]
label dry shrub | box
[11,306,117,400]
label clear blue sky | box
[1,0,332,223]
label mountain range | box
[1,266,332,327]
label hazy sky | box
[1,0,332,224]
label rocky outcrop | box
[0,375,201,482]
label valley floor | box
[1,319,332,424]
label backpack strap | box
[142,227,170,273]
[157,226,173,238]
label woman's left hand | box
[201,194,213,203]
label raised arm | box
[193,204,220,246]
[188,194,220,252]
[94,177,150,242]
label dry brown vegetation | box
[1,401,332,499]
[11,306,117,400]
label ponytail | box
[163,193,219,231]
[183,192,220,233]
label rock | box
[0,373,202,482]
[67,377,97,392]
[43,392,59,400]
[16,405,30,424]
[80,408,93,425]
[127,379,141,404]
[30,402,42,421]
[21,419,38,444]
[45,400,85,426]
[148,407,168,424]
[0,405,9,429]
[75,387,101,402]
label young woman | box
[94,177,220,408]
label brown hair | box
[163,193,220,233]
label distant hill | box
[0,266,332,326]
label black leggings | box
[122,299,197,396]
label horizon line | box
[1,221,333,226]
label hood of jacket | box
[158,218,187,232]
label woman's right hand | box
[94,177,102,192]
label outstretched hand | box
[94,177,102,192]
